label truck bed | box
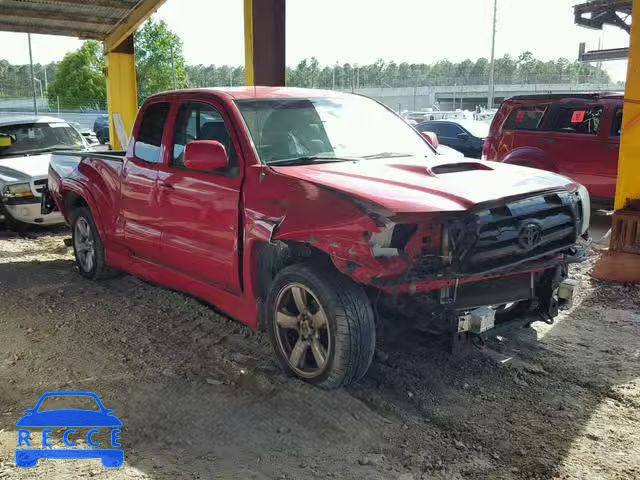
[50,150,125,178]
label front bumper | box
[2,200,64,225]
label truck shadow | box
[352,281,640,478]
[0,258,637,479]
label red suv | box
[484,93,623,207]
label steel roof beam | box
[0,21,102,38]
[0,8,121,26]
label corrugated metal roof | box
[0,0,148,39]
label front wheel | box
[266,263,376,389]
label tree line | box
[0,19,616,111]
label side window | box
[172,102,239,174]
[437,123,463,138]
[503,105,548,131]
[135,102,170,164]
[611,108,623,137]
[552,104,603,135]
[418,123,437,134]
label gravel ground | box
[0,227,638,479]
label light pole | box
[28,33,38,116]
[170,44,176,89]
[33,77,43,98]
[487,0,498,109]
[43,64,48,95]
[332,61,338,89]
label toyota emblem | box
[518,223,542,250]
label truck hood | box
[0,153,51,183]
[272,155,574,213]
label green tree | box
[135,19,187,102]
[47,41,106,110]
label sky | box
[0,0,630,82]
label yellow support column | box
[243,0,285,86]
[615,0,640,210]
[105,35,138,151]
[244,0,255,86]
[592,0,640,282]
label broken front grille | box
[461,193,579,273]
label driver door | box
[157,100,242,293]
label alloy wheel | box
[74,216,95,273]
[273,283,331,378]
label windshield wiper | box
[362,152,414,160]
[268,156,357,166]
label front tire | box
[71,207,117,280]
[0,202,27,232]
[266,263,376,389]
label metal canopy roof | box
[574,0,632,33]
[0,0,165,50]
[574,0,632,62]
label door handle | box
[542,138,556,145]
[159,182,174,191]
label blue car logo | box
[15,391,123,468]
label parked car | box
[484,93,623,207]
[45,87,589,389]
[93,114,110,145]
[0,116,86,229]
[416,119,489,158]
[419,130,464,157]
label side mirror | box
[184,140,229,172]
[458,132,470,141]
[0,134,14,148]
[421,131,439,150]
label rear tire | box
[266,263,376,389]
[71,207,118,280]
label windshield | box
[457,120,490,139]
[0,122,85,157]
[236,96,433,164]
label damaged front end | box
[351,189,589,340]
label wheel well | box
[254,240,331,330]
[64,192,88,215]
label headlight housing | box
[576,185,591,235]
[2,183,34,199]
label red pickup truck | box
[46,87,589,388]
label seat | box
[200,121,229,144]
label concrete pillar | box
[105,35,138,151]
[592,0,640,282]
[614,1,640,210]
[244,0,286,86]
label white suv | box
[0,116,88,228]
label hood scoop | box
[429,162,493,175]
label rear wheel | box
[266,263,376,389]
[71,207,117,280]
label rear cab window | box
[135,102,170,164]
[503,105,548,131]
